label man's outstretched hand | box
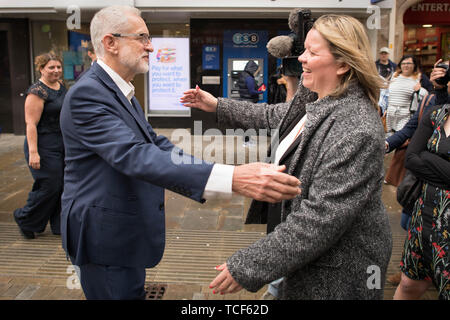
[232,163,301,203]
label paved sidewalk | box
[0,132,438,300]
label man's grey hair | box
[90,5,141,58]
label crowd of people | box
[10,4,450,300]
[378,46,449,299]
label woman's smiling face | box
[298,29,345,99]
[40,59,62,83]
[400,57,415,77]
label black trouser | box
[14,133,64,234]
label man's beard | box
[119,48,149,75]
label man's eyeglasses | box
[111,33,152,45]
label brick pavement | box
[0,133,439,300]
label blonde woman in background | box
[13,52,66,239]
[182,14,392,299]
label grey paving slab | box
[0,132,440,300]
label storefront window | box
[30,20,91,88]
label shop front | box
[0,1,394,134]
[403,0,450,76]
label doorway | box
[0,19,31,135]
[0,31,12,133]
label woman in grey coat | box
[181,14,392,300]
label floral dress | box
[400,104,450,300]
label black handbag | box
[409,90,420,115]
[397,170,423,212]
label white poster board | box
[148,37,191,117]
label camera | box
[435,63,450,86]
[282,9,315,77]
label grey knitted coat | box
[216,80,393,300]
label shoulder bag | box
[396,94,433,210]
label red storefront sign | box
[403,0,450,25]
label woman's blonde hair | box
[34,52,62,74]
[313,14,385,109]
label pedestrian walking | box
[13,52,66,239]
[394,96,450,300]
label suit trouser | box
[75,260,146,300]
[14,133,64,234]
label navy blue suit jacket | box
[60,62,214,268]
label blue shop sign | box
[202,45,220,70]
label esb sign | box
[403,0,450,25]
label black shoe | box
[13,209,35,239]
[18,227,35,239]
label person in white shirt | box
[385,55,428,136]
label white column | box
[389,0,397,61]
[367,27,378,60]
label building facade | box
[2,0,445,134]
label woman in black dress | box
[13,52,66,239]
[395,81,450,300]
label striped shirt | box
[388,75,419,107]
[386,75,421,133]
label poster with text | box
[148,37,190,116]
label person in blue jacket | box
[376,47,397,80]
[238,60,262,144]
[238,60,260,103]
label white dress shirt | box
[97,59,135,103]
[96,59,234,199]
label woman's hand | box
[29,151,40,170]
[430,59,447,89]
[209,263,243,295]
[180,85,218,112]
[413,82,421,92]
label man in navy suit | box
[60,5,301,300]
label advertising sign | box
[202,45,220,70]
[404,0,450,25]
[148,37,190,116]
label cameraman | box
[430,59,450,104]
